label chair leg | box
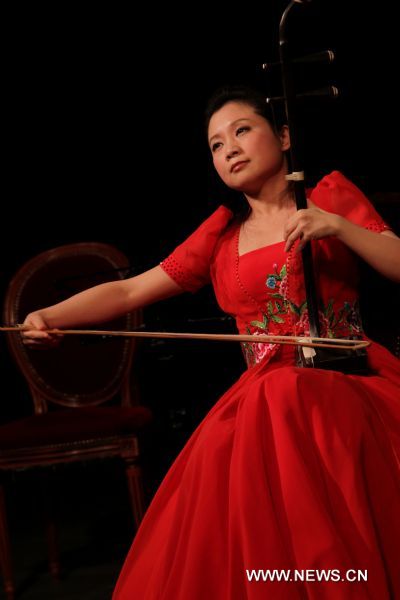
[124,461,146,530]
[0,484,14,600]
[39,473,61,580]
[45,516,60,580]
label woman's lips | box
[231,161,249,173]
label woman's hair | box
[205,85,286,220]
[205,85,284,135]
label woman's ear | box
[280,125,291,151]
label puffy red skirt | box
[113,342,400,599]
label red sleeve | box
[309,171,392,233]
[160,205,233,292]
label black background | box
[3,1,399,259]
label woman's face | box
[207,101,289,194]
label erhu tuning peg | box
[262,50,335,72]
[266,85,339,103]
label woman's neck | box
[244,182,295,220]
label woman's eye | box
[236,126,250,136]
[211,142,222,152]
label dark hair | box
[205,85,284,136]
[205,85,286,219]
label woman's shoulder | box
[308,170,390,231]
[179,204,235,251]
[195,204,234,232]
[308,170,359,201]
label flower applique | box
[249,263,297,332]
[242,261,365,367]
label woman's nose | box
[226,145,241,160]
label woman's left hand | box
[283,200,342,253]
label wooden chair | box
[0,242,152,599]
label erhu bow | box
[0,325,370,351]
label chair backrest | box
[3,242,142,413]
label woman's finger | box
[22,333,63,349]
[21,329,51,340]
[284,224,304,252]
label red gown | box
[113,172,400,599]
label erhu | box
[264,0,370,374]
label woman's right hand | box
[21,312,63,348]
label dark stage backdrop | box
[1,1,399,470]
[3,1,399,257]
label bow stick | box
[0,326,370,351]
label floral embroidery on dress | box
[242,261,365,367]
[242,331,278,366]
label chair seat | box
[0,406,152,450]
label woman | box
[23,87,400,599]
